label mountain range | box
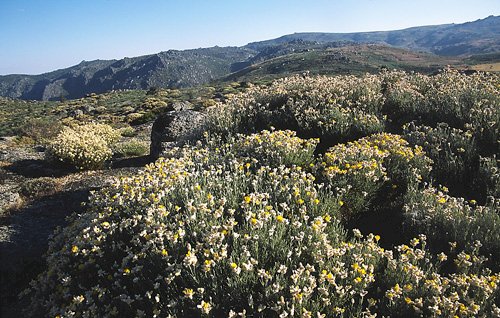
[1,15,499,101]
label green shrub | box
[130,110,162,125]
[19,177,61,198]
[381,70,430,126]
[47,123,120,170]
[26,149,362,317]
[113,140,149,158]
[425,69,499,133]
[18,117,63,144]
[25,146,499,316]
[475,155,500,199]
[21,71,500,317]
[378,236,498,317]
[118,126,137,137]
[403,122,477,195]
[205,74,385,142]
[381,69,499,150]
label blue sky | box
[0,0,498,75]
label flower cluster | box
[381,236,499,317]
[404,185,500,262]
[234,128,319,167]
[47,123,120,170]
[403,122,484,197]
[320,133,431,219]
[382,69,499,150]
[205,74,385,141]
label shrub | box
[113,140,149,158]
[233,129,319,167]
[319,133,431,219]
[404,186,500,262]
[403,122,477,196]
[379,236,499,317]
[19,177,61,198]
[205,74,385,142]
[130,110,162,125]
[381,69,500,150]
[47,123,120,170]
[475,155,500,199]
[18,117,63,144]
[381,70,430,126]
[25,148,499,317]
[26,149,362,317]
[118,126,137,137]
[22,71,500,317]
[425,69,499,132]
[140,97,168,110]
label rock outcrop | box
[150,110,206,159]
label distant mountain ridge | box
[0,47,254,100]
[247,15,500,56]
[0,15,498,100]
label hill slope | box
[225,44,462,83]
[247,15,500,56]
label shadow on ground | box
[6,159,76,178]
[0,189,91,317]
[111,155,153,168]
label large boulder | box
[150,110,205,159]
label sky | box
[0,0,498,75]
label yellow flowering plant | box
[319,133,431,220]
[404,186,500,264]
[47,122,120,170]
[233,129,319,167]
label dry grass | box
[470,62,500,72]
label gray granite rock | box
[150,110,205,159]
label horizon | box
[1,0,499,75]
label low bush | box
[47,123,120,170]
[403,122,477,196]
[475,155,500,199]
[22,71,500,317]
[26,149,356,317]
[378,236,499,317]
[205,74,385,142]
[319,133,431,220]
[24,146,499,316]
[118,126,137,137]
[113,140,150,158]
[17,117,63,144]
[233,129,319,167]
[404,185,500,263]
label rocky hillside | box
[0,47,255,101]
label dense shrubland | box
[25,69,499,317]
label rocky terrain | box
[0,99,209,315]
[0,47,255,100]
[0,127,154,316]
